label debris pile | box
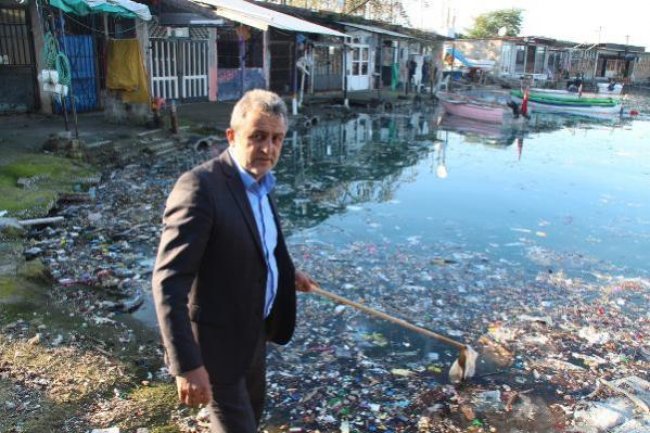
[259,234,650,432]
[9,113,650,432]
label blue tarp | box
[445,48,476,67]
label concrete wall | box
[104,20,151,123]
[263,30,270,92]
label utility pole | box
[597,26,602,44]
[419,0,425,29]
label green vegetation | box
[0,289,175,432]
[0,250,177,432]
[0,277,18,298]
[0,252,49,304]
[120,384,181,431]
[0,153,97,218]
[465,8,523,38]
[152,426,183,433]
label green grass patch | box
[19,259,52,285]
[0,277,19,298]
[0,258,50,307]
[118,383,180,430]
[0,153,97,218]
[0,177,58,217]
[0,380,73,433]
[152,426,183,433]
[11,399,80,432]
[129,383,178,409]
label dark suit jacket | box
[152,150,296,383]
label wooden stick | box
[18,217,65,226]
[312,286,466,351]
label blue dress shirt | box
[229,149,279,318]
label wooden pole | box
[343,40,348,107]
[19,216,65,226]
[47,11,69,132]
[58,10,79,139]
[239,30,246,98]
[312,286,466,350]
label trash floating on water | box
[14,111,650,432]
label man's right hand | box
[176,366,212,406]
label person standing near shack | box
[152,89,317,433]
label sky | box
[405,0,650,50]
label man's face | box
[227,108,287,180]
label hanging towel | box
[106,39,150,104]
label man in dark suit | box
[152,89,316,432]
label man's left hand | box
[295,270,318,292]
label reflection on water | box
[437,114,525,147]
[275,109,648,274]
[275,113,437,231]
[434,140,448,178]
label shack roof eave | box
[338,21,412,39]
[190,0,347,36]
[160,0,222,20]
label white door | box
[178,40,208,100]
[347,44,370,91]
[150,39,179,100]
[150,39,208,100]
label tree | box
[272,0,409,25]
[466,8,523,38]
[345,0,409,25]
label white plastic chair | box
[436,74,450,93]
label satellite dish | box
[497,26,508,37]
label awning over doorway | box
[48,0,152,21]
[193,0,346,37]
[338,21,412,39]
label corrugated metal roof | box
[50,0,152,21]
[338,21,412,39]
[192,0,347,37]
[158,12,224,26]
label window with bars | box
[0,7,32,65]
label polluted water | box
[20,109,650,432]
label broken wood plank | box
[18,217,65,227]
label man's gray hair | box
[230,89,288,130]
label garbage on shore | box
[14,119,650,432]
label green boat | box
[510,89,618,107]
[510,89,622,117]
